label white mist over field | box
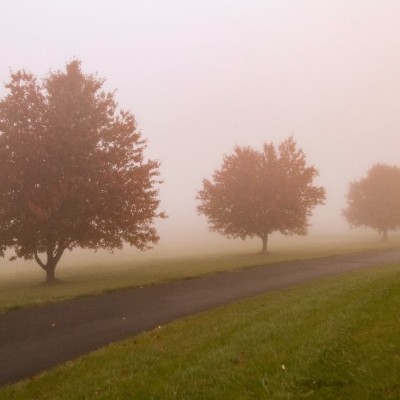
[1,0,400,267]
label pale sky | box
[1,0,400,247]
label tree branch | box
[34,251,46,271]
[54,244,65,265]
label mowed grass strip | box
[1,263,400,399]
[1,237,399,313]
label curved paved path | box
[1,248,400,386]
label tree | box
[0,60,165,283]
[343,164,400,241]
[197,137,325,254]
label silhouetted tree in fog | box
[343,164,400,241]
[0,60,165,283]
[197,137,325,254]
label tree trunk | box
[34,243,65,284]
[45,265,56,283]
[260,234,268,255]
[382,229,388,242]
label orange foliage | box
[0,61,165,282]
[197,137,325,253]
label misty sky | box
[1,0,400,244]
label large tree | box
[0,60,165,282]
[343,164,400,241]
[197,137,325,253]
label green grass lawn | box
[1,262,400,399]
[0,236,399,313]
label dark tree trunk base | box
[34,244,66,285]
[260,234,269,255]
[45,267,56,284]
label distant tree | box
[197,137,326,254]
[343,164,400,241]
[0,60,165,283]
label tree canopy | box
[343,164,400,241]
[0,60,165,282]
[197,137,325,253]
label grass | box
[1,262,400,399]
[0,235,399,313]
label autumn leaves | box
[0,61,399,281]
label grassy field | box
[0,235,399,313]
[1,262,399,399]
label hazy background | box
[1,0,399,263]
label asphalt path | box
[1,248,400,386]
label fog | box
[1,1,400,266]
